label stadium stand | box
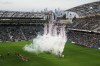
[0,10,50,42]
[68,30,100,48]
[0,25,43,42]
[67,1,100,48]
[71,15,100,31]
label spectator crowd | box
[0,25,43,42]
[67,30,100,48]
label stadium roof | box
[0,0,99,11]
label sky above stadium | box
[0,0,99,11]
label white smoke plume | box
[24,22,67,57]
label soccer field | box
[0,41,100,66]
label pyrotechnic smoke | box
[24,22,67,57]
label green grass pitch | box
[0,41,100,66]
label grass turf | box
[0,41,100,66]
